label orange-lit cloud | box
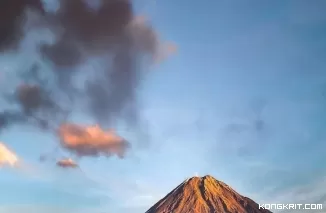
[0,142,19,167]
[56,158,78,169]
[58,123,130,158]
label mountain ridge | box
[146,175,271,213]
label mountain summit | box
[146,175,271,213]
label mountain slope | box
[146,175,271,213]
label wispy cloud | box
[0,142,19,167]
[261,175,326,213]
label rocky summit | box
[146,175,272,213]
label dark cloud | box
[0,0,44,50]
[16,84,52,113]
[56,158,78,169]
[45,0,133,56]
[0,111,26,130]
[1,80,68,131]
[4,0,171,126]
[40,0,171,127]
[0,0,175,160]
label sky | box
[0,0,326,212]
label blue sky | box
[1,0,326,212]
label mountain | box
[146,175,271,213]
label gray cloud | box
[0,0,175,160]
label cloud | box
[16,83,58,115]
[127,15,177,63]
[259,175,326,213]
[0,142,55,182]
[0,111,26,130]
[56,158,78,169]
[0,142,19,167]
[0,142,51,180]
[0,0,44,50]
[0,0,175,163]
[58,123,130,158]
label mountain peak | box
[146,175,271,213]
[185,175,217,183]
